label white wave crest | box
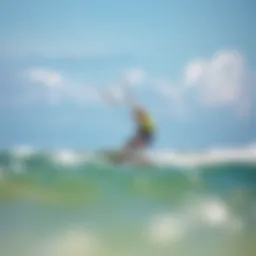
[7,143,256,168]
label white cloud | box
[26,68,63,88]
[124,68,146,85]
[184,50,248,107]
[23,51,255,117]
[101,67,147,106]
[25,67,146,108]
[25,68,101,106]
[184,60,205,86]
[155,50,255,117]
[26,68,64,105]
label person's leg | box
[125,135,145,150]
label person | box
[125,105,155,150]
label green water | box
[0,151,256,256]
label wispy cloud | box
[25,68,64,105]
[25,67,147,108]
[123,68,146,86]
[26,68,63,88]
[152,79,187,117]
[9,49,255,117]
[89,68,147,106]
[25,67,102,106]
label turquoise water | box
[0,150,255,256]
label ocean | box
[0,147,255,256]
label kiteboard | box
[99,149,152,166]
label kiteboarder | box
[125,105,155,150]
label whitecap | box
[147,213,187,246]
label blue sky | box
[0,0,255,149]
